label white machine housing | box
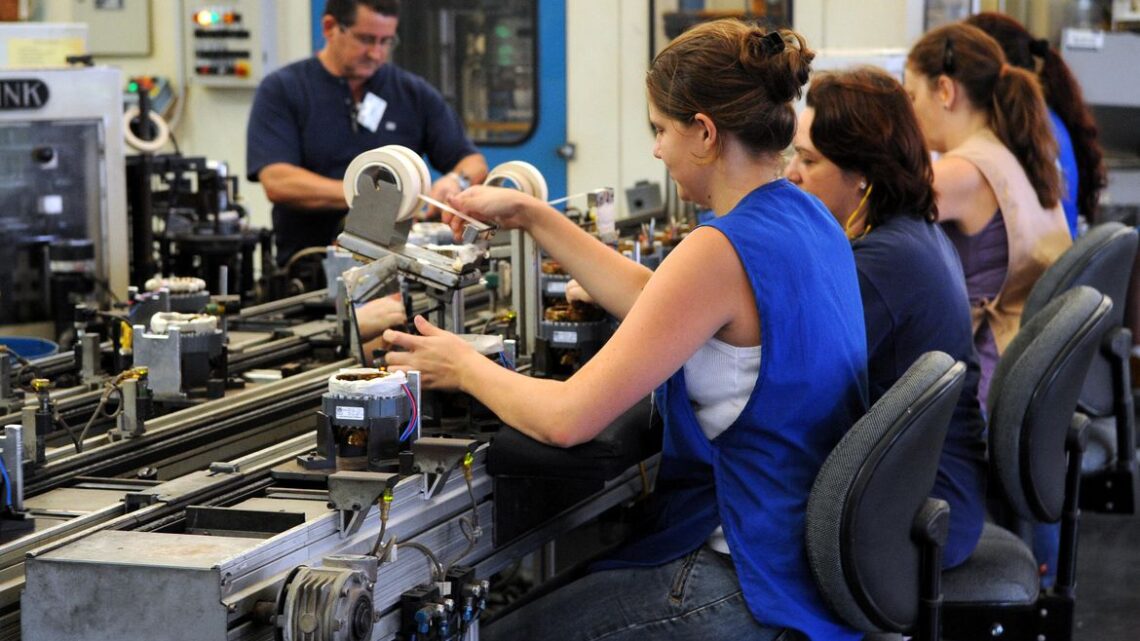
[0,65,129,303]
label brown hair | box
[806,67,938,226]
[647,19,814,157]
[908,23,1060,210]
[966,12,1106,220]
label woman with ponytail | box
[905,22,1071,405]
[385,19,868,641]
[967,12,1107,236]
[786,67,986,570]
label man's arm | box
[428,153,489,212]
[258,163,349,210]
[450,152,488,185]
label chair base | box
[1080,462,1139,513]
[943,593,1074,641]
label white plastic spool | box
[342,145,430,222]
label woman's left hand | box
[382,315,478,391]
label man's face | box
[325,5,399,82]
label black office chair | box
[806,351,966,641]
[1021,221,1139,512]
[942,286,1113,640]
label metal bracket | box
[327,470,399,537]
[124,492,160,512]
[412,437,478,499]
[208,461,241,475]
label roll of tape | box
[342,145,429,221]
[123,107,170,153]
[486,160,549,202]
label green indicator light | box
[127,81,138,92]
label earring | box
[858,180,867,191]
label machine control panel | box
[183,1,277,88]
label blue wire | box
[497,351,515,370]
[399,383,419,442]
[0,454,12,508]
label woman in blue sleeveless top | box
[785,67,987,569]
[384,19,868,641]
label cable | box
[370,487,395,559]
[399,383,419,442]
[0,455,12,508]
[53,413,83,451]
[446,453,481,573]
[75,372,129,452]
[496,351,515,371]
[399,540,444,582]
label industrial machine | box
[0,66,128,339]
[3,133,661,640]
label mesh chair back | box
[989,286,1113,522]
[806,352,966,632]
[1023,222,1138,416]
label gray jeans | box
[482,545,795,641]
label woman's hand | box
[565,279,596,305]
[382,315,480,391]
[445,185,541,241]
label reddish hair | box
[806,67,938,226]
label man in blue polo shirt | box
[247,0,488,266]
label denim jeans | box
[482,545,795,641]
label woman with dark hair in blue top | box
[381,18,868,641]
[786,66,987,569]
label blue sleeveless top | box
[601,179,868,640]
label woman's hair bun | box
[739,28,814,103]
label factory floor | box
[1074,511,1140,639]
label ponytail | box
[991,64,1061,209]
[1038,47,1107,220]
[966,12,1107,219]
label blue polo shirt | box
[247,57,478,263]
[853,214,987,568]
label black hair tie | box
[760,31,785,56]
[1028,38,1050,58]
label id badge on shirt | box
[356,92,387,133]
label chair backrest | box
[806,351,966,633]
[1022,222,1138,416]
[990,286,1113,522]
